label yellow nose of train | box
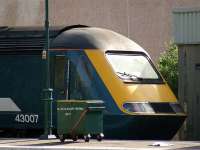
[50,25,186,139]
[85,49,185,139]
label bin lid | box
[57,100,85,103]
[57,100,104,104]
[85,100,104,104]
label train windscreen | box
[106,51,163,83]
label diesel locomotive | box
[0,25,186,139]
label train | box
[0,25,186,139]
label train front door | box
[51,55,70,100]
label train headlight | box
[170,103,184,113]
[123,102,155,113]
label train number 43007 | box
[15,114,39,123]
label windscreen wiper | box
[116,72,143,81]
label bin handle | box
[88,106,105,110]
[70,108,89,135]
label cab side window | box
[68,52,100,100]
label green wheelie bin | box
[57,100,104,142]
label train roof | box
[50,26,148,54]
[0,25,148,55]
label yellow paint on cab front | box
[85,49,177,113]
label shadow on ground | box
[175,146,200,150]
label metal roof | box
[173,8,200,44]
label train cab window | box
[66,52,100,100]
[106,52,163,83]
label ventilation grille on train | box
[0,27,62,53]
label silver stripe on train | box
[0,98,21,112]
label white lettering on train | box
[15,114,39,123]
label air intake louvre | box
[0,27,62,52]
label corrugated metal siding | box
[173,8,200,44]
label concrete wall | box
[0,0,200,61]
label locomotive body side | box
[0,51,45,133]
[0,27,61,136]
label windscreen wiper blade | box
[116,72,143,81]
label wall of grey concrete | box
[0,0,200,61]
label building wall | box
[173,8,200,140]
[178,45,200,140]
[0,0,200,61]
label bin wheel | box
[59,135,65,143]
[84,134,91,142]
[55,134,59,139]
[97,133,104,141]
[72,135,78,142]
